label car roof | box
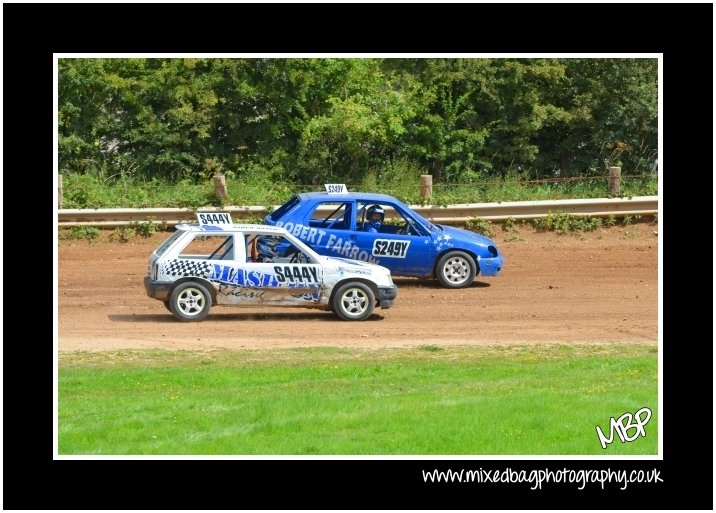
[298,191,402,203]
[174,223,290,235]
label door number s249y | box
[372,239,410,258]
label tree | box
[559,58,658,174]
[297,58,416,182]
[58,57,658,183]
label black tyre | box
[163,301,172,312]
[332,282,375,321]
[436,251,476,288]
[168,282,212,322]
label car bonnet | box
[439,224,497,246]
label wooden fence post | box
[420,174,433,202]
[58,174,63,209]
[213,174,227,200]
[608,166,621,195]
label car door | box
[292,200,359,262]
[197,232,271,306]
[351,202,434,276]
[244,233,324,305]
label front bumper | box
[477,254,504,277]
[377,285,398,309]
[144,276,173,301]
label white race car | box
[144,213,398,321]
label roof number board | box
[196,212,233,225]
[325,184,348,194]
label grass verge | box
[60,174,658,209]
[58,343,658,456]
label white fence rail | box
[58,196,658,228]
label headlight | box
[488,245,498,257]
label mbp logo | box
[595,407,652,449]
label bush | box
[130,219,158,237]
[503,217,517,232]
[532,212,602,233]
[63,226,101,241]
[532,211,572,232]
[109,227,136,243]
[465,217,495,238]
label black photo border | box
[4,2,712,510]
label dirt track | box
[58,225,658,352]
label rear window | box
[269,195,300,221]
[154,230,184,257]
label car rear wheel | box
[169,282,212,322]
[436,251,476,288]
[333,282,375,321]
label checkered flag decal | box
[163,259,213,278]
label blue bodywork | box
[264,192,504,288]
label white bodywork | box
[147,224,395,310]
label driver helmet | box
[366,205,385,230]
[256,235,280,262]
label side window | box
[178,234,235,261]
[309,202,352,231]
[247,234,315,264]
[358,202,422,236]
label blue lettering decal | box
[247,270,262,287]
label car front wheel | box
[332,282,375,321]
[169,282,212,322]
[436,251,476,288]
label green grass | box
[60,174,658,209]
[58,344,658,456]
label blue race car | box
[264,190,504,288]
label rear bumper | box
[377,285,398,309]
[144,276,173,301]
